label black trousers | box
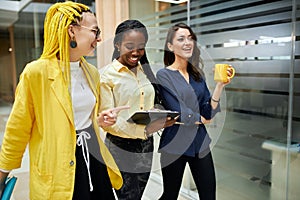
[159,151,216,200]
[105,133,154,200]
[72,126,115,200]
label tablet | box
[127,110,179,125]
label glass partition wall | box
[0,0,96,104]
[140,0,300,199]
[0,0,299,199]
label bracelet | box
[211,97,220,103]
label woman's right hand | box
[98,106,130,127]
[195,116,211,125]
[97,109,117,127]
[0,171,8,198]
[145,116,179,135]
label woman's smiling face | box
[117,30,146,69]
[168,27,194,60]
[69,12,101,61]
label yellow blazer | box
[0,57,122,199]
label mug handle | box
[228,66,235,78]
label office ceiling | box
[0,0,32,30]
[0,0,95,31]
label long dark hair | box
[112,19,162,105]
[164,23,205,81]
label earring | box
[70,37,77,48]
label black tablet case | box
[127,110,179,125]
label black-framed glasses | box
[78,25,101,39]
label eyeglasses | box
[78,25,101,39]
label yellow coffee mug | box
[214,64,235,82]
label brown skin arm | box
[97,106,130,127]
[145,116,178,135]
[0,171,9,197]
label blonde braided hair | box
[40,1,90,87]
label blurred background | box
[0,0,299,199]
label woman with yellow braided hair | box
[0,1,123,199]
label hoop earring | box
[70,37,77,48]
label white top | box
[70,61,95,130]
[70,61,96,191]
